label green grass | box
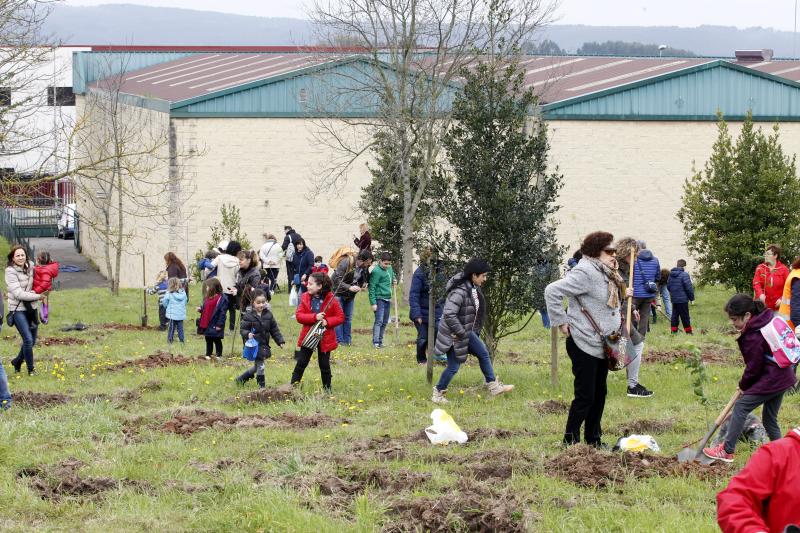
[0,279,795,532]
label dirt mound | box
[319,467,430,496]
[227,384,297,404]
[545,444,730,488]
[528,399,570,414]
[647,348,737,365]
[384,478,534,533]
[99,323,157,331]
[161,409,338,436]
[613,418,675,436]
[107,351,193,371]
[13,391,71,409]
[39,337,88,346]
[17,458,117,500]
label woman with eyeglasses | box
[545,231,627,448]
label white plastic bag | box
[289,286,298,307]
[615,434,660,453]
[425,409,468,445]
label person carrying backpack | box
[282,226,301,292]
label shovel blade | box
[677,447,701,463]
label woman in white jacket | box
[258,233,281,293]
[6,245,45,375]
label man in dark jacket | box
[667,259,695,334]
[332,249,373,345]
[281,226,301,291]
[409,258,444,365]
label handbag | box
[575,296,633,371]
[6,302,21,327]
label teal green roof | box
[542,61,800,121]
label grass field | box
[0,266,796,532]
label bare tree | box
[68,54,196,295]
[309,0,558,299]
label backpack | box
[285,233,295,262]
[760,316,800,368]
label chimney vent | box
[735,49,774,61]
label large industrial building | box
[70,47,800,287]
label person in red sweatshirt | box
[753,244,789,311]
[717,427,800,533]
[32,250,58,324]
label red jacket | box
[717,428,800,533]
[753,262,789,310]
[32,262,59,294]
[295,291,344,352]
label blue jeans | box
[660,285,672,318]
[0,360,11,409]
[335,296,355,345]
[372,299,391,346]
[168,319,185,343]
[435,332,496,390]
[11,311,38,372]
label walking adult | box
[353,223,372,252]
[409,250,443,365]
[629,239,658,397]
[431,258,514,404]
[213,241,241,332]
[293,238,314,295]
[258,233,281,293]
[753,244,789,311]
[6,245,45,376]
[330,248,373,346]
[281,226,301,291]
[545,231,625,447]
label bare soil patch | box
[161,409,339,436]
[613,418,675,436]
[318,466,431,496]
[107,351,193,372]
[13,391,71,409]
[647,348,737,365]
[99,323,158,331]
[226,384,297,404]
[528,399,570,414]
[546,444,730,488]
[384,478,534,533]
[38,337,88,346]
[17,458,117,501]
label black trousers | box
[671,302,692,331]
[158,304,167,328]
[564,336,608,445]
[286,261,296,290]
[205,337,223,357]
[291,346,332,390]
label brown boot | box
[486,378,514,396]
[431,386,449,404]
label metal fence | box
[5,206,60,238]
[0,209,36,258]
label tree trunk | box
[113,168,123,296]
[400,211,415,304]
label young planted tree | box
[430,58,563,356]
[206,203,252,252]
[678,113,800,292]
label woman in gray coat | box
[6,245,45,375]
[545,231,626,448]
[431,258,513,404]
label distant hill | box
[44,4,800,58]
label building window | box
[0,88,10,106]
[47,86,75,107]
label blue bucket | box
[243,338,259,361]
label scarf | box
[587,257,625,309]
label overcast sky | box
[64,0,800,31]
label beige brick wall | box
[76,112,800,287]
[546,120,800,270]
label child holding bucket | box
[703,294,797,463]
[237,290,285,388]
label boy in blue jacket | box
[409,257,444,364]
[667,259,695,334]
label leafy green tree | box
[678,113,800,292]
[430,58,563,357]
[206,203,251,252]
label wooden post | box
[550,326,558,386]
[392,281,400,345]
[426,257,435,385]
[141,254,148,327]
[626,248,636,332]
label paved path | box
[29,237,108,290]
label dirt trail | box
[546,444,730,488]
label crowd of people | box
[1,225,799,529]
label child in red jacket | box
[32,250,58,324]
[290,272,344,392]
[717,427,800,533]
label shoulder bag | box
[574,296,633,371]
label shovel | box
[677,388,742,464]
